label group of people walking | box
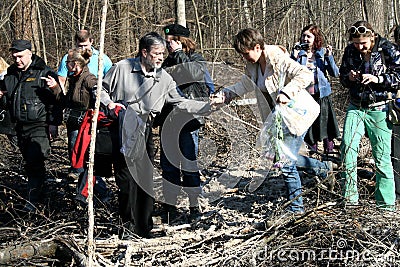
[1,20,400,238]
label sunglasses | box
[348,26,373,35]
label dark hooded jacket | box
[339,35,400,106]
[0,54,64,129]
[153,50,214,128]
[163,50,212,100]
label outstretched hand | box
[41,76,59,90]
[210,92,225,105]
[209,92,226,110]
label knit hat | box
[163,24,190,37]
[9,40,32,51]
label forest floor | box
[1,117,400,266]
[1,76,400,266]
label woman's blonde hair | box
[0,57,9,73]
[67,48,92,67]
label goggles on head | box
[348,26,373,35]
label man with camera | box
[339,21,400,211]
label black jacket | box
[339,35,400,105]
[153,50,213,128]
[163,50,211,100]
[0,54,64,128]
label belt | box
[350,100,388,108]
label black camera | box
[359,90,376,108]
[294,43,309,50]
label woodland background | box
[0,0,399,71]
[1,1,400,266]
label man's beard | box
[143,57,161,71]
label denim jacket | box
[294,48,339,98]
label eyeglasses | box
[348,26,373,35]
[66,60,77,67]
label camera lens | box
[301,43,309,50]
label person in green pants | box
[392,25,400,202]
[339,21,400,211]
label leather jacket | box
[339,35,400,105]
[65,66,97,110]
[0,54,63,127]
[163,50,213,100]
[153,50,213,128]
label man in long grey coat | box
[100,32,210,238]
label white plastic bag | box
[258,106,297,169]
[278,89,320,136]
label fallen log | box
[0,239,57,265]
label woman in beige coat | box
[216,28,333,214]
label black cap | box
[9,40,32,51]
[163,24,190,37]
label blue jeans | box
[67,128,84,173]
[161,128,201,206]
[282,132,330,213]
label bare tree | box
[176,0,186,26]
[12,0,40,55]
[117,1,133,57]
[362,0,385,35]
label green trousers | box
[341,104,395,210]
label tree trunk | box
[363,0,385,35]
[191,0,203,52]
[85,1,109,266]
[176,0,186,27]
[118,2,132,57]
[12,0,40,55]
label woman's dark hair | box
[67,48,92,67]
[301,24,323,50]
[233,28,265,54]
